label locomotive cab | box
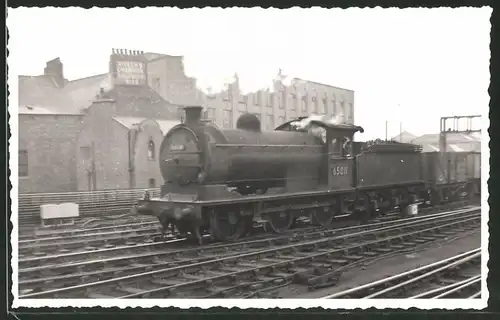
[312,120,364,190]
[275,117,364,191]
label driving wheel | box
[209,211,253,241]
[264,211,295,233]
[311,208,334,228]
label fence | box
[17,188,161,228]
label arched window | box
[331,95,337,116]
[148,138,155,161]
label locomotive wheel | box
[311,209,334,228]
[209,212,252,242]
[264,211,295,233]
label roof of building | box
[410,131,481,153]
[104,85,179,119]
[19,73,109,114]
[18,105,56,115]
[142,52,182,62]
[113,116,179,134]
[18,69,180,119]
[291,77,354,92]
[411,132,481,145]
[419,142,481,153]
[391,131,419,144]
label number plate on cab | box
[332,165,349,176]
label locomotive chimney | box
[184,105,203,124]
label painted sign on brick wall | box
[110,48,148,86]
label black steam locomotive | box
[136,106,481,244]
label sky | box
[7,7,492,140]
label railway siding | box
[19,206,480,298]
[321,248,481,299]
[285,229,481,298]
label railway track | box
[321,248,481,299]
[19,206,480,298]
[18,200,476,258]
[18,206,477,271]
[18,213,158,241]
[18,223,163,257]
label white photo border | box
[7,6,491,311]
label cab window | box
[330,137,342,157]
[330,133,353,158]
[342,136,353,157]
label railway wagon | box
[137,106,429,243]
[422,151,481,204]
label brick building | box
[145,54,355,130]
[76,91,178,191]
[18,105,82,193]
[18,50,179,193]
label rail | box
[321,248,481,299]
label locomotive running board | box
[146,188,357,205]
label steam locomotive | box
[136,106,481,244]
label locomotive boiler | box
[159,106,326,197]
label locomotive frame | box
[135,106,479,244]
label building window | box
[280,90,286,109]
[19,149,28,177]
[267,114,274,130]
[204,107,216,120]
[223,110,233,128]
[238,94,247,104]
[252,93,259,105]
[340,100,345,119]
[332,97,337,115]
[267,92,274,107]
[348,102,354,122]
[148,139,155,161]
[148,178,156,188]
[321,97,327,114]
[313,95,319,113]
[223,88,230,101]
[278,116,286,126]
[290,93,297,110]
[301,94,308,112]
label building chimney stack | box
[44,57,65,88]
